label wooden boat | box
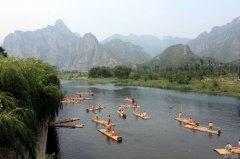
[50,123,84,128]
[185,124,221,135]
[119,104,140,108]
[117,110,127,119]
[124,98,132,102]
[72,97,92,100]
[214,147,240,155]
[175,117,199,126]
[91,118,116,126]
[86,106,104,112]
[98,129,122,141]
[50,118,80,125]
[133,112,151,119]
[61,100,79,103]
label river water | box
[46,80,240,159]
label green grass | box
[59,75,240,97]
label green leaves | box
[0,57,62,158]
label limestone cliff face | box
[3,20,119,70]
[188,16,240,62]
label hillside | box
[101,39,150,66]
[188,16,240,62]
[142,44,199,68]
[102,34,190,56]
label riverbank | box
[59,75,240,97]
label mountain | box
[102,34,191,56]
[188,16,240,62]
[3,19,120,71]
[101,39,150,66]
[142,44,199,68]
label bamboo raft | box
[214,148,240,155]
[50,123,84,128]
[50,118,80,125]
[91,118,116,126]
[72,97,92,100]
[98,129,122,141]
[86,106,104,111]
[185,124,221,135]
[175,117,198,126]
[124,98,132,102]
[133,112,151,119]
[61,100,79,103]
[117,110,127,119]
[120,104,140,108]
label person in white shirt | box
[143,112,146,117]
[225,143,232,151]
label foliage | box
[113,65,131,79]
[88,66,113,78]
[0,57,62,158]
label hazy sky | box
[0,0,240,43]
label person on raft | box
[111,129,117,136]
[106,122,111,132]
[107,115,111,123]
[142,111,146,117]
[132,96,136,105]
[90,89,94,96]
[208,122,213,129]
[225,143,233,152]
[178,112,182,118]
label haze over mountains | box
[2,16,240,70]
[3,20,149,70]
[102,34,190,56]
[188,16,240,62]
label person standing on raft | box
[107,115,111,123]
[208,122,213,130]
[178,112,182,118]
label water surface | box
[47,80,240,159]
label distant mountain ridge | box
[3,20,149,70]
[188,16,240,62]
[101,39,150,66]
[141,44,199,68]
[102,34,191,56]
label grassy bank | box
[59,74,240,97]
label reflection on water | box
[46,80,240,159]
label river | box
[46,80,240,159]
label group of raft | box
[175,112,240,156]
[117,96,152,119]
[61,90,94,103]
[50,90,95,128]
[90,96,152,142]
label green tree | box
[113,65,131,79]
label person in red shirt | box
[107,115,111,123]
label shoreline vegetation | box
[0,56,62,159]
[59,75,240,98]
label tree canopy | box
[0,57,62,158]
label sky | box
[0,0,240,43]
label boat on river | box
[50,118,80,125]
[86,105,104,112]
[185,124,221,135]
[117,110,127,119]
[214,147,240,155]
[91,118,116,126]
[50,123,84,128]
[98,129,122,141]
[175,117,199,126]
[133,112,151,119]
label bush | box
[113,65,131,79]
[88,66,113,78]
